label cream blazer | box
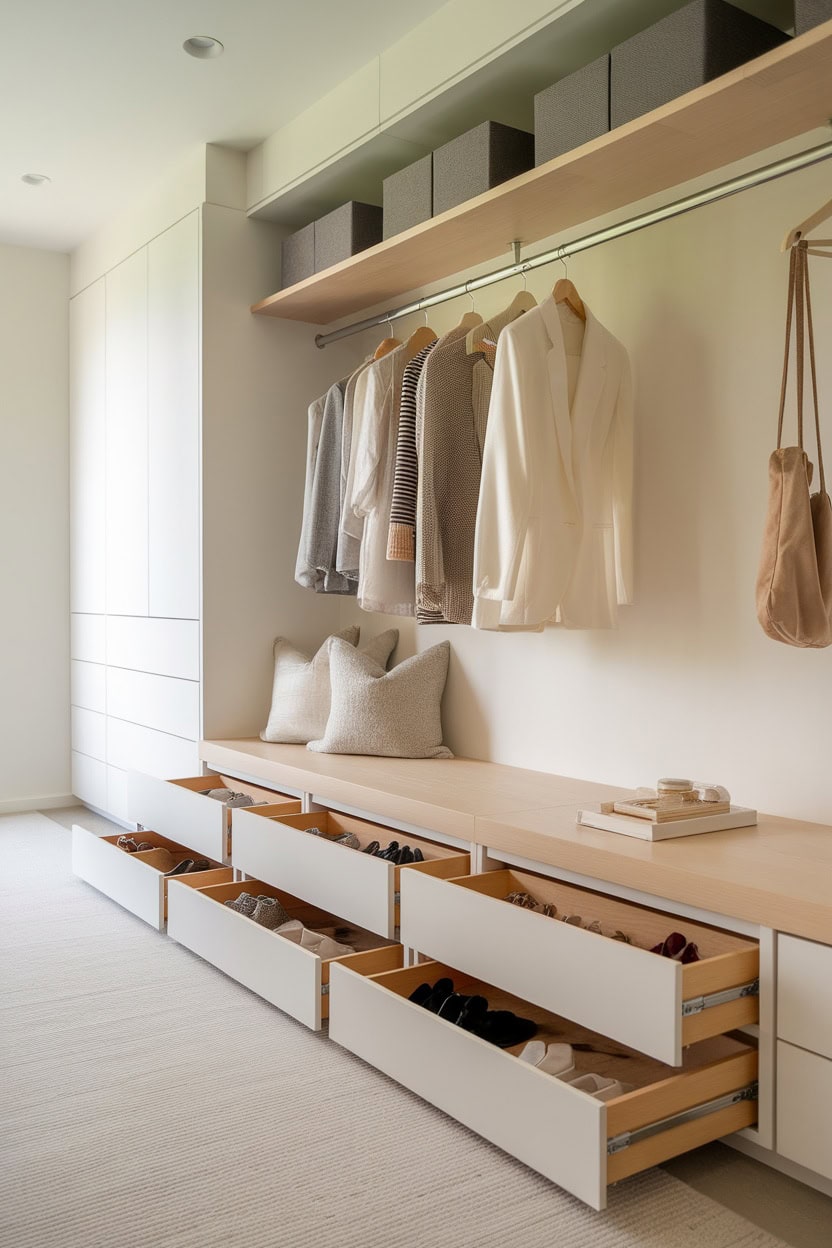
[472,295,633,631]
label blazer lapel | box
[540,297,577,504]
[570,306,608,470]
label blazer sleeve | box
[350,364,386,519]
[612,352,634,605]
[471,327,533,628]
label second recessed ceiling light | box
[183,36,224,59]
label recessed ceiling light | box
[21,173,51,186]
[183,36,224,59]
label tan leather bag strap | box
[777,246,798,449]
[803,242,827,493]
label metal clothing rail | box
[315,138,832,349]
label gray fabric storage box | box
[534,55,610,165]
[383,154,433,240]
[611,0,787,129]
[433,121,534,216]
[281,223,315,290]
[314,202,382,273]
[795,0,832,35]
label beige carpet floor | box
[0,811,794,1248]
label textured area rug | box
[0,812,789,1248]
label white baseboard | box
[0,793,76,815]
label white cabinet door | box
[106,615,199,681]
[148,212,200,620]
[69,279,106,613]
[106,248,148,616]
[107,667,199,740]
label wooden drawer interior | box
[100,831,231,918]
[453,869,759,1045]
[367,959,758,1185]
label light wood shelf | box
[252,21,832,326]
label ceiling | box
[0,0,447,253]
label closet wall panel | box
[69,278,106,614]
[106,668,199,741]
[105,616,199,680]
[70,660,106,714]
[105,249,149,617]
[148,212,201,620]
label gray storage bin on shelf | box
[795,0,832,35]
[314,201,383,273]
[534,54,610,166]
[383,154,433,240]
[610,0,787,129]
[433,121,534,216]
[280,222,315,290]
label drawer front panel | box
[71,660,106,713]
[107,766,130,823]
[400,870,758,1066]
[167,881,326,1029]
[106,616,199,680]
[107,667,200,740]
[107,720,199,779]
[329,960,607,1208]
[232,807,470,939]
[71,613,106,663]
[72,752,108,810]
[71,707,107,762]
[778,934,832,1060]
[777,1041,832,1181]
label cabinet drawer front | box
[106,668,199,740]
[72,752,107,810]
[777,1041,832,1181]
[129,772,302,864]
[72,707,107,762]
[232,807,470,939]
[107,766,129,823]
[778,934,832,1060]
[71,824,231,929]
[400,870,759,1066]
[71,613,105,663]
[71,660,106,713]
[167,880,400,1031]
[330,960,757,1210]
[107,721,199,779]
[106,616,199,680]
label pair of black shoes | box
[409,977,538,1049]
[363,839,424,866]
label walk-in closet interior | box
[3,3,832,1245]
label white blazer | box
[472,295,633,631]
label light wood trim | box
[399,854,471,886]
[201,738,832,943]
[162,867,233,919]
[606,1100,758,1184]
[682,948,759,996]
[605,1049,758,1137]
[251,24,832,324]
[681,997,759,1046]
[259,807,469,862]
[326,944,404,977]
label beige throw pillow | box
[308,639,453,759]
[261,627,398,745]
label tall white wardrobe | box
[69,168,349,823]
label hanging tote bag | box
[756,241,832,648]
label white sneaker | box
[518,1041,575,1078]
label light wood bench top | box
[201,739,832,943]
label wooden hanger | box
[782,193,832,253]
[552,249,586,320]
[403,309,438,363]
[374,318,401,359]
[455,281,483,332]
[466,277,537,353]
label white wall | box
[0,243,71,810]
[325,153,832,824]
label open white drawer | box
[231,806,470,939]
[127,771,302,863]
[71,823,231,930]
[329,956,758,1210]
[400,868,759,1066]
[166,876,401,1030]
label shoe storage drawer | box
[232,806,470,939]
[167,877,400,1030]
[329,957,758,1210]
[127,771,302,863]
[400,869,759,1066]
[71,823,231,930]
[776,1041,832,1183]
[777,934,832,1061]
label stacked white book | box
[578,798,757,842]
